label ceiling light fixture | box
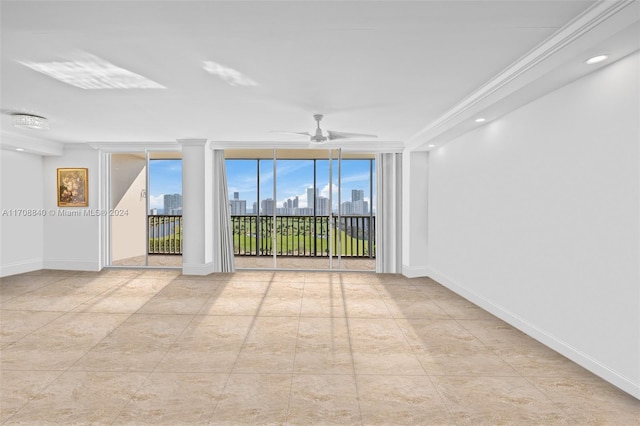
[585,55,608,65]
[428,144,436,148]
[12,114,49,130]
[475,118,486,123]
[16,148,25,151]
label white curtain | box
[375,153,402,273]
[212,150,235,272]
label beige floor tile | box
[135,280,222,315]
[112,372,228,424]
[493,341,594,378]
[395,318,486,352]
[357,375,452,425]
[431,376,574,425]
[3,371,148,425]
[257,294,303,316]
[212,373,291,425]
[430,297,498,320]
[198,282,270,316]
[300,283,347,317]
[287,374,361,425]
[529,376,640,424]
[352,351,426,375]
[293,347,354,375]
[70,314,193,371]
[0,275,63,299]
[1,293,98,312]
[0,370,62,422]
[348,318,412,352]
[1,269,636,425]
[155,315,253,372]
[0,310,64,344]
[1,345,89,371]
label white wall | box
[110,154,147,262]
[0,149,44,276]
[426,51,639,398]
[43,147,102,271]
[402,150,429,277]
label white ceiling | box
[0,0,636,152]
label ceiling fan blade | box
[268,130,312,137]
[327,130,378,140]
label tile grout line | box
[337,274,365,426]
[284,274,306,425]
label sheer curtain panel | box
[212,150,235,272]
[375,153,402,273]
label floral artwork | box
[57,168,88,207]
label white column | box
[178,139,213,275]
[402,149,429,277]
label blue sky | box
[149,160,182,210]
[227,159,375,212]
[149,158,376,213]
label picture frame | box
[57,168,88,207]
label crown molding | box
[405,0,640,151]
[210,139,404,153]
[86,141,181,152]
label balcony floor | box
[112,255,375,271]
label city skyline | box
[148,158,375,215]
[226,159,375,215]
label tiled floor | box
[1,269,638,425]
[113,255,376,271]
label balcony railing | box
[232,215,375,258]
[148,215,183,254]
[147,214,376,258]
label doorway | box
[108,151,182,268]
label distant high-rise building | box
[293,196,299,208]
[307,187,316,210]
[352,189,364,202]
[164,194,182,215]
[315,196,330,215]
[261,198,275,215]
[150,208,158,216]
[229,192,246,215]
[341,201,353,215]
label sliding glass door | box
[226,149,375,271]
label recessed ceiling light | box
[475,118,486,123]
[12,114,49,130]
[428,144,436,148]
[19,52,165,90]
[585,55,608,65]
[16,148,25,151]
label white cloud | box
[149,194,164,209]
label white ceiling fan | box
[271,114,377,144]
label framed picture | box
[57,168,88,207]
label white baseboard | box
[0,258,44,277]
[425,266,640,400]
[182,262,214,276]
[43,258,101,272]
[401,264,431,278]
